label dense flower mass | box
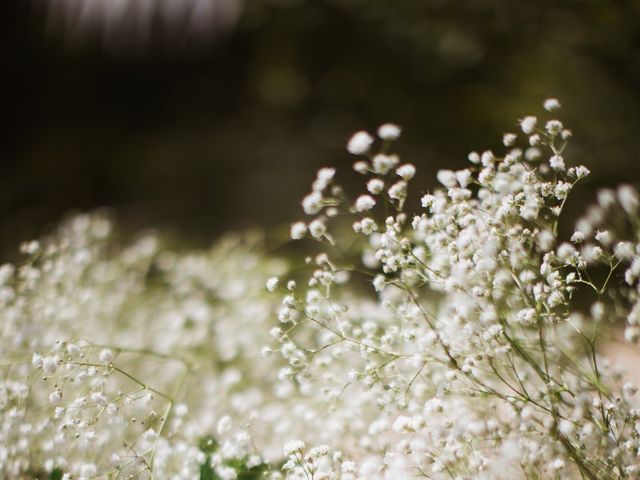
[2,100,640,479]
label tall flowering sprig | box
[271,101,640,479]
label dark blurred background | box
[3,0,640,251]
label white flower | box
[309,219,327,239]
[572,165,590,179]
[396,164,416,181]
[49,390,62,404]
[313,168,336,192]
[546,120,563,135]
[377,123,401,140]
[372,154,398,174]
[392,415,412,433]
[266,277,279,292]
[388,181,407,200]
[142,428,157,442]
[32,353,43,368]
[217,415,232,435]
[42,356,59,375]
[373,275,385,292]
[174,403,188,416]
[353,161,369,174]
[456,169,472,187]
[421,194,435,208]
[347,131,374,155]
[367,178,384,194]
[290,222,307,240]
[99,349,113,364]
[525,147,542,161]
[90,392,107,405]
[520,116,537,135]
[20,240,40,255]
[481,150,494,166]
[543,98,561,111]
[284,440,305,456]
[618,185,639,214]
[302,191,323,215]
[467,151,480,164]
[549,155,565,171]
[503,133,517,147]
[436,169,457,188]
[570,231,585,244]
[355,195,376,212]
[595,230,612,246]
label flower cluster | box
[271,100,640,479]
[3,99,640,480]
[0,216,301,479]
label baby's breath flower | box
[503,133,517,147]
[396,164,416,181]
[42,356,59,374]
[372,154,398,174]
[290,222,307,240]
[217,416,232,435]
[570,231,585,244]
[302,191,323,215]
[549,154,565,171]
[377,123,401,140]
[313,168,336,192]
[520,116,537,135]
[545,119,563,135]
[355,195,376,212]
[543,98,561,111]
[353,161,369,174]
[525,147,542,161]
[284,440,305,456]
[99,349,113,364]
[309,219,327,239]
[347,131,374,155]
[366,178,384,194]
[266,277,279,292]
[467,151,481,164]
[618,185,639,214]
[436,169,457,188]
[388,180,407,200]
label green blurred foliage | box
[4,0,640,251]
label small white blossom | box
[217,415,232,435]
[396,164,416,181]
[347,131,374,155]
[618,185,639,214]
[309,219,327,239]
[99,349,113,364]
[284,440,305,456]
[367,178,385,194]
[353,161,369,174]
[266,277,279,292]
[355,195,376,212]
[503,133,517,147]
[543,98,561,111]
[377,123,401,140]
[549,155,565,171]
[436,169,457,188]
[290,222,307,240]
[520,116,537,135]
[546,120,563,135]
[302,191,323,215]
